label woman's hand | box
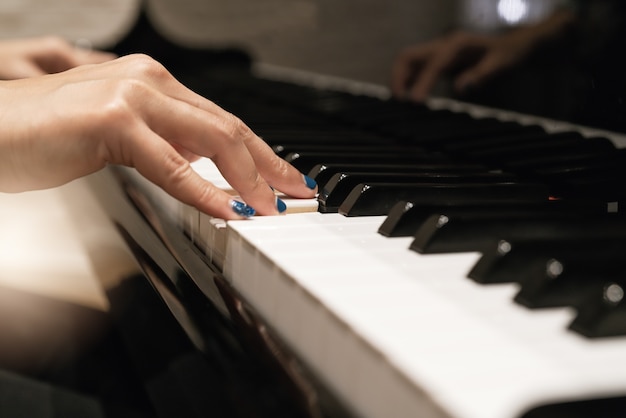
[0,54,317,219]
[391,9,576,102]
[0,36,116,79]
[391,30,533,102]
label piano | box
[78,3,626,418]
[85,53,626,418]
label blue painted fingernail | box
[303,175,317,190]
[231,200,256,218]
[276,198,287,214]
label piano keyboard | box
[107,66,626,418]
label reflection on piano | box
[88,58,626,418]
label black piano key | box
[389,118,540,145]
[319,171,518,213]
[411,213,626,254]
[379,199,611,238]
[301,91,403,117]
[284,151,452,174]
[465,134,615,165]
[338,103,462,128]
[469,236,626,284]
[261,128,389,145]
[272,143,429,158]
[503,150,620,179]
[309,162,490,188]
[439,128,564,154]
[513,252,626,309]
[338,182,549,217]
[569,281,626,338]
[275,90,429,121]
[532,161,626,201]
[520,147,626,176]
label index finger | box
[176,110,317,214]
[120,123,254,220]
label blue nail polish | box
[231,200,256,218]
[303,175,317,190]
[276,198,287,213]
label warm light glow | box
[497,0,529,24]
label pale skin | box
[0,37,317,219]
[391,9,577,102]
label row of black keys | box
[191,71,626,339]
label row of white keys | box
[223,212,626,418]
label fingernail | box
[276,197,287,214]
[231,200,256,218]
[303,175,317,190]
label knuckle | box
[197,180,219,200]
[90,81,145,130]
[102,82,138,116]
[161,154,195,190]
[123,53,170,80]
[268,155,291,178]
[246,170,265,191]
[222,113,250,144]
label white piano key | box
[188,157,318,268]
[180,203,199,243]
[224,211,626,418]
[197,213,229,270]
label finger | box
[239,132,318,198]
[171,143,202,162]
[141,77,317,199]
[129,85,283,215]
[112,62,309,197]
[119,123,256,220]
[97,56,314,211]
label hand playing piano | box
[0,54,318,219]
[391,8,577,102]
[0,36,116,80]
